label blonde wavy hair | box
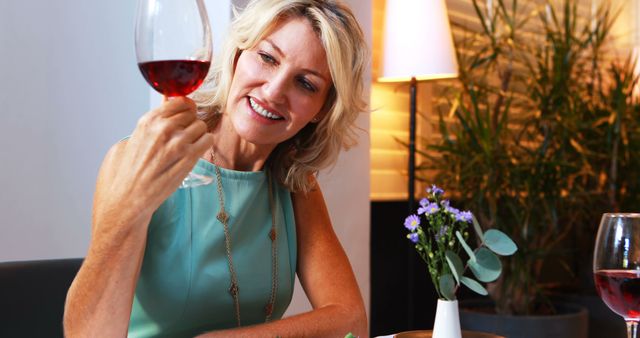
[194,0,368,193]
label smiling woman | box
[196,0,368,192]
[223,17,332,150]
[62,1,370,337]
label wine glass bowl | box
[594,213,640,337]
[135,0,212,97]
[135,0,213,188]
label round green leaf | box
[445,250,464,285]
[461,276,488,296]
[484,229,518,256]
[439,274,456,300]
[468,247,502,282]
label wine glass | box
[135,0,213,188]
[594,213,640,338]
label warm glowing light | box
[379,0,458,83]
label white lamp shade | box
[379,0,459,82]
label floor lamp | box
[378,0,458,329]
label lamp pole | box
[407,76,417,329]
[408,76,417,213]
[380,0,458,330]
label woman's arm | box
[197,175,368,338]
[63,97,213,337]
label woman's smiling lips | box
[246,96,285,123]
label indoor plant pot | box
[459,299,588,338]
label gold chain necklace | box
[210,149,279,327]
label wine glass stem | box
[627,321,639,338]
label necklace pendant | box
[264,302,274,316]
[229,282,239,296]
[269,228,277,242]
[217,210,230,224]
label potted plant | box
[402,185,516,338]
[417,0,640,337]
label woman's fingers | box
[137,97,196,134]
[134,98,200,147]
[179,119,208,144]
[160,113,209,163]
[157,96,197,118]
[164,131,214,185]
[166,110,198,129]
[142,113,211,189]
[190,129,214,157]
[122,96,212,202]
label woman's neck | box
[204,115,276,172]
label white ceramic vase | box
[433,299,462,338]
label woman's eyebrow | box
[264,39,284,56]
[263,39,328,82]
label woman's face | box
[225,16,332,147]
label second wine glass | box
[135,0,213,188]
[594,213,640,338]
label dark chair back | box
[0,258,83,338]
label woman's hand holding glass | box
[93,98,213,230]
[135,0,213,188]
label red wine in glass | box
[595,269,640,319]
[138,60,211,97]
[135,0,213,188]
[594,213,640,338]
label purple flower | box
[427,184,444,196]
[425,202,440,215]
[417,198,430,214]
[446,205,460,215]
[453,212,464,222]
[408,232,419,243]
[458,211,473,223]
[404,214,420,231]
[435,225,449,242]
[442,199,450,208]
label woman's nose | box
[262,71,288,106]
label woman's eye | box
[259,52,276,64]
[297,77,317,92]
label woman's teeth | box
[249,98,283,120]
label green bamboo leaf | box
[461,276,488,296]
[484,229,518,256]
[472,0,492,40]
[448,96,460,119]
[455,106,480,149]
[439,274,456,300]
[456,231,476,262]
[468,247,502,282]
[445,250,464,285]
[569,138,586,154]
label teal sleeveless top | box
[128,159,297,337]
